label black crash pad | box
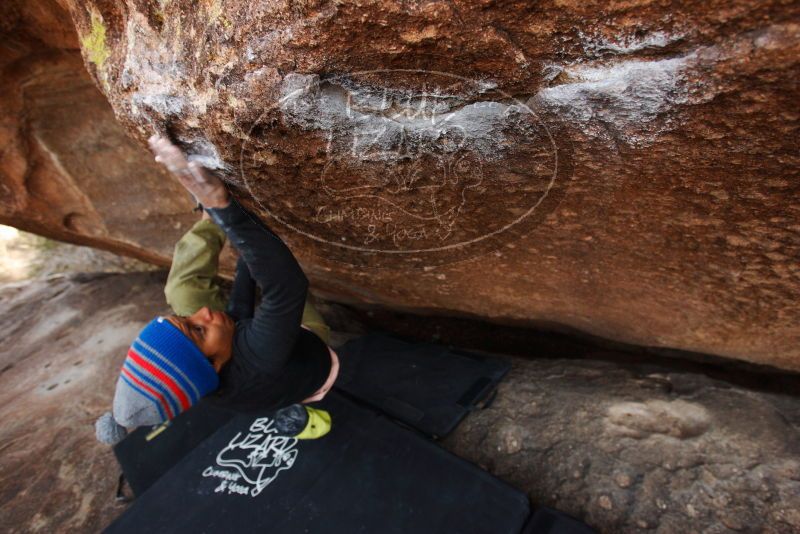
[522,507,597,534]
[106,392,531,534]
[113,399,235,496]
[112,333,510,496]
[335,332,511,438]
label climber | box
[95,135,338,445]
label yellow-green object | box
[295,407,332,440]
[145,421,170,441]
[301,299,331,345]
[80,9,110,70]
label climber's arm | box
[149,135,319,370]
[206,196,309,375]
[149,134,233,316]
[225,256,256,321]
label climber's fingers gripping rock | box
[147,134,230,209]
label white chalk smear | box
[185,137,229,171]
[122,12,188,118]
[580,30,684,56]
[279,73,536,163]
[122,11,228,171]
[535,55,692,147]
[278,46,692,153]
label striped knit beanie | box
[95,316,219,445]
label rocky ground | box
[444,358,800,533]
[0,270,798,533]
[0,272,167,533]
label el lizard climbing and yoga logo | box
[240,66,573,267]
[202,416,299,497]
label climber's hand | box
[148,134,230,209]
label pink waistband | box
[299,325,340,404]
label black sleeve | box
[225,256,256,322]
[206,197,309,376]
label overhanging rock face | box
[14,2,800,368]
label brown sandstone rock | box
[1,1,799,370]
[443,356,800,533]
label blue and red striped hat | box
[111,316,219,428]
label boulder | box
[443,355,800,532]
[1,1,799,370]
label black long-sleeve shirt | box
[205,197,331,412]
